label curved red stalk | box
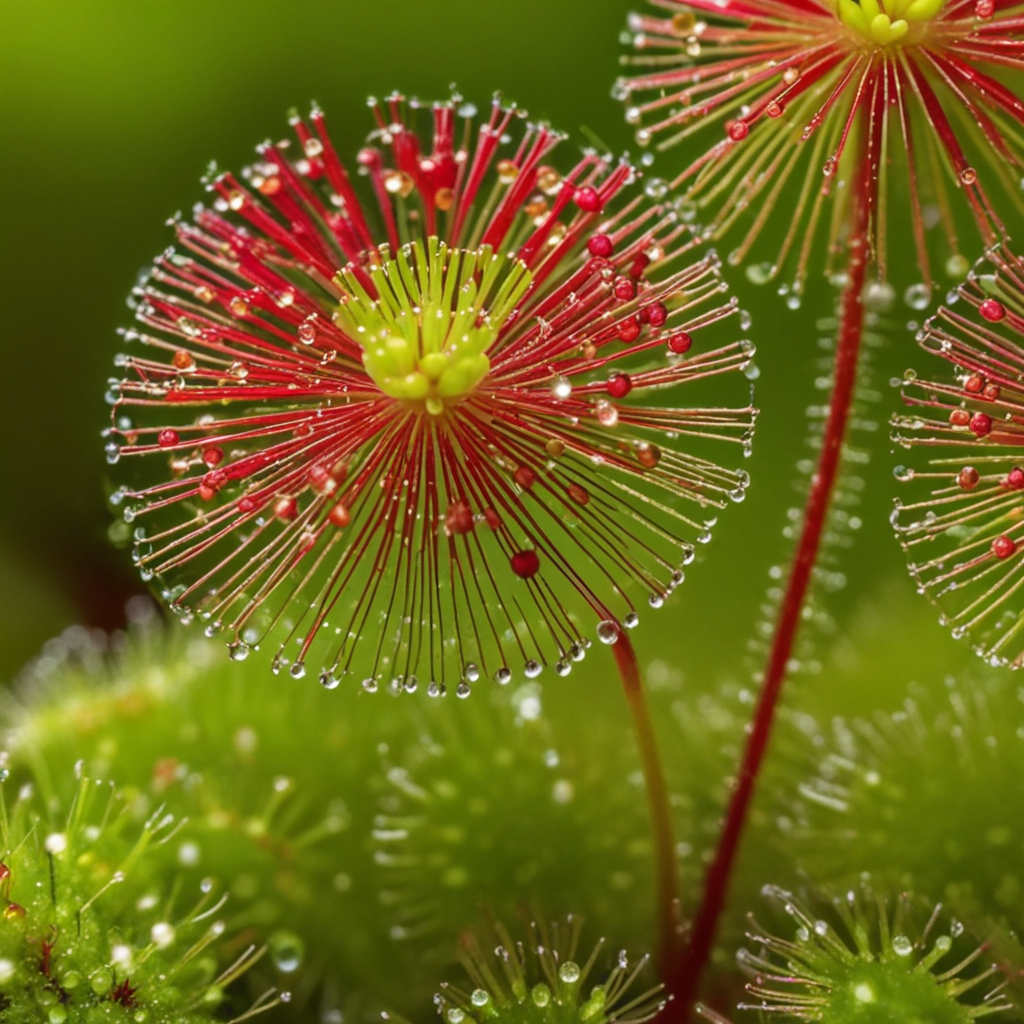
[612,632,683,974]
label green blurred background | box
[0,0,976,704]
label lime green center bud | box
[838,0,944,45]
[334,238,533,416]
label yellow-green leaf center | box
[334,238,533,415]
[837,0,944,45]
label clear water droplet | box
[559,961,581,984]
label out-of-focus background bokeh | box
[0,0,974,705]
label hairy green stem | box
[666,159,873,1020]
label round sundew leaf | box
[106,92,755,691]
[893,246,1024,669]
[616,0,1024,295]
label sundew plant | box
[1,3,1024,1024]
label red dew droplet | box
[647,302,668,327]
[980,298,1007,322]
[614,277,636,301]
[299,530,317,553]
[667,331,693,354]
[483,508,501,530]
[202,446,224,467]
[637,443,662,469]
[0,864,10,883]
[992,534,1017,559]
[331,459,349,485]
[964,373,984,394]
[514,466,537,489]
[618,317,641,343]
[970,412,993,437]
[238,496,259,513]
[575,185,603,213]
[1006,466,1024,490]
[976,0,995,14]
[328,502,350,527]
[983,383,1001,403]
[275,496,298,521]
[949,408,971,426]
[766,100,784,118]
[587,234,614,258]
[567,483,590,506]
[607,372,633,399]
[958,466,980,490]
[510,549,540,579]
[172,349,195,370]
[445,501,475,535]
[158,429,180,448]
[727,120,750,141]
[4,902,25,920]
[199,469,226,501]
[308,464,335,493]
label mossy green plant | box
[374,682,656,956]
[0,765,278,1023]
[792,673,1024,993]
[2,621,412,1019]
[2,617,781,1019]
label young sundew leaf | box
[789,672,1024,999]
[736,885,1012,1023]
[4,622,687,1018]
[745,304,884,685]
[0,765,283,1024]
[432,917,666,1024]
